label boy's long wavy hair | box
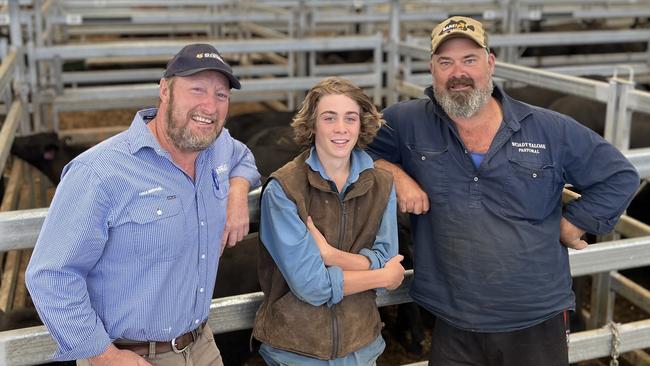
[291,77,384,149]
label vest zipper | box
[331,197,346,358]
[330,307,339,359]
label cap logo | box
[440,20,475,35]
[196,52,224,63]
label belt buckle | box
[171,329,197,353]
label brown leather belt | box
[114,322,206,357]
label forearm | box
[229,176,250,195]
[562,123,640,234]
[324,249,371,270]
[375,159,405,178]
[342,268,391,295]
[26,264,111,360]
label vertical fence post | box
[589,68,635,330]
[387,0,400,106]
[8,0,30,135]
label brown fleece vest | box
[253,150,393,359]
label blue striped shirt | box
[25,108,261,361]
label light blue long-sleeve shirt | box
[25,108,261,361]
[259,147,397,365]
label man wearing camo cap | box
[368,16,639,366]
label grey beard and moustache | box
[433,76,494,119]
[165,89,222,152]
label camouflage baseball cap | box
[430,16,488,54]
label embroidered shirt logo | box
[215,164,229,175]
[511,141,547,154]
[138,186,163,196]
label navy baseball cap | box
[163,43,241,89]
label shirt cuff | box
[229,168,261,189]
[326,266,344,306]
[359,248,381,270]
[51,321,112,361]
[564,202,615,235]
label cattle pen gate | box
[1,0,650,365]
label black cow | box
[504,85,566,109]
[226,111,295,144]
[548,95,650,149]
[10,133,75,185]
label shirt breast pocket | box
[406,144,449,205]
[128,197,185,262]
[212,173,230,200]
[502,158,557,221]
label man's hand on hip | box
[560,217,588,250]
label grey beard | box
[165,95,219,152]
[434,78,494,119]
[167,122,218,152]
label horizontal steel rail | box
[61,64,291,84]
[402,319,650,365]
[623,148,650,178]
[31,35,382,60]
[47,11,292,26]
[628,90,650,115]
[50,73,380,113]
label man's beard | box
[433,76,493,119]
[165,90,221,152]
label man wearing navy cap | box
[368,16,639,365]
[26,43,260,366]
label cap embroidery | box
[195,52,224,63]
[440,20,475,35]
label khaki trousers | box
[77,324,223,366]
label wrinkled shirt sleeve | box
[359,185,398,269]
[25,162,112,360]
[228,138,262,188]
[560,117,639,234]
[260,180,344,306]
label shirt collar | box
[127,108,164,154]
[305,146,374,187]
[424,83,531,133]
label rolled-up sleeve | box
[359,185,398,269]
[25,162,112,360]
[560,116,639,234]
[228,136,262,188]
[260,180,344,306]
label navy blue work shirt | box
[367,85,639,332]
